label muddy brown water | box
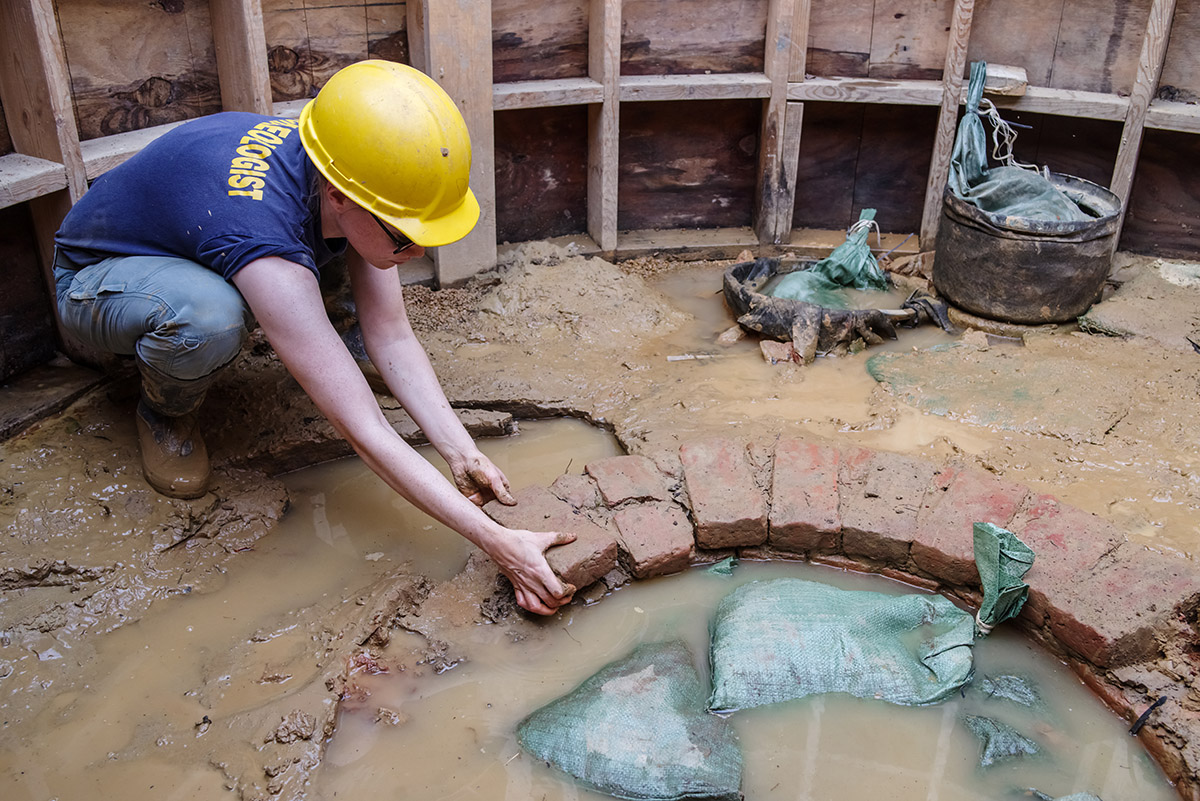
[2,251,1195,799]
[0,418,1177,800]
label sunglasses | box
[371,213,416,255]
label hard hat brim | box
[380,187,481,249]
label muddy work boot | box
[135,400,211,499]
[136,359,216,499]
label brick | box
[680,438,767,548]
[838,447,938,564]
[550,473,602,510]
[483,486,618,590]
[911,463,1029,585]
[1006,493,1126,625]
[769,438,840,554]
[1044,544,1200,668]
[585,455,669,506]
[612,502,694,579]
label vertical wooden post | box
[1110,0,1177,228]
[919,0,976,247]
[788,0,811,82]
[210,0,273,114]
[755,0,799,244]
[587,0,621,255]
[410,0,497,286]
[0,0,100,365]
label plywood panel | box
[263,0,396,103]
[868,0,955,80]
[618,100,760,230]
[57,0,219,139]
[853,104,938,233]
[1120,127,1200,257]
[367,1,410,64]
[1050,0,1152,94]
[621,0,767,76]
[0,203,56,382]
[1159,0,1200,102]
[805,0,874,77]
[493,0,588,83]
[494,106,588,242]
[791,102,863,230]
[968,0,1065,86]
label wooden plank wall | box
[262,0,408,103]
[492,0,588,83]
[56,0,221,140]
[1158,1,1199,103]
[621,0,767,75]
[494,106,588,242]
[0,204,56,381]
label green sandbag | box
[948,62,1091,223]
[708,524,1035,712]
[976,674,1043,709]
[708,578,977,711]
[974,521,1035,635]
[767,208,888,308]
[962,713,1043,767]
[518,640,743,801]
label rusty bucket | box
[932,173,1121,325]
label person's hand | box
[449,449,516,507]
[488,528,578,615]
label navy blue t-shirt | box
[55,112,346,280]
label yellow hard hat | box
[299,60,480,247]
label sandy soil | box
[1,243,1197,798]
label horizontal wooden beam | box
[620,73,772,102]
[1145,99,1200,134]
[79,120,190,180]
[788,77,944,106]
[0,153,67,209]
[493,78,604,110]
[988,86,1130,122]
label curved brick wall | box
[485,436,1200,800]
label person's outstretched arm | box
[232,255,576,614]
[347,249,515,506]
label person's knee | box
[144,285,251,380]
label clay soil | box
[2,243,1198,799]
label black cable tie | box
[1129,696,1166,735]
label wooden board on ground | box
[620,0,767,75]
[494,106,588,243]
[57,0,220,139]
[617,100,760,230]
[492,0,588,83]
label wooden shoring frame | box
[2,0,1200,283]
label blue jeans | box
[54,252,253,410]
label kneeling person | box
[53,61,575,615]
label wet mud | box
[1,242,1198,798]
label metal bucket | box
[932,173,1121,324]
